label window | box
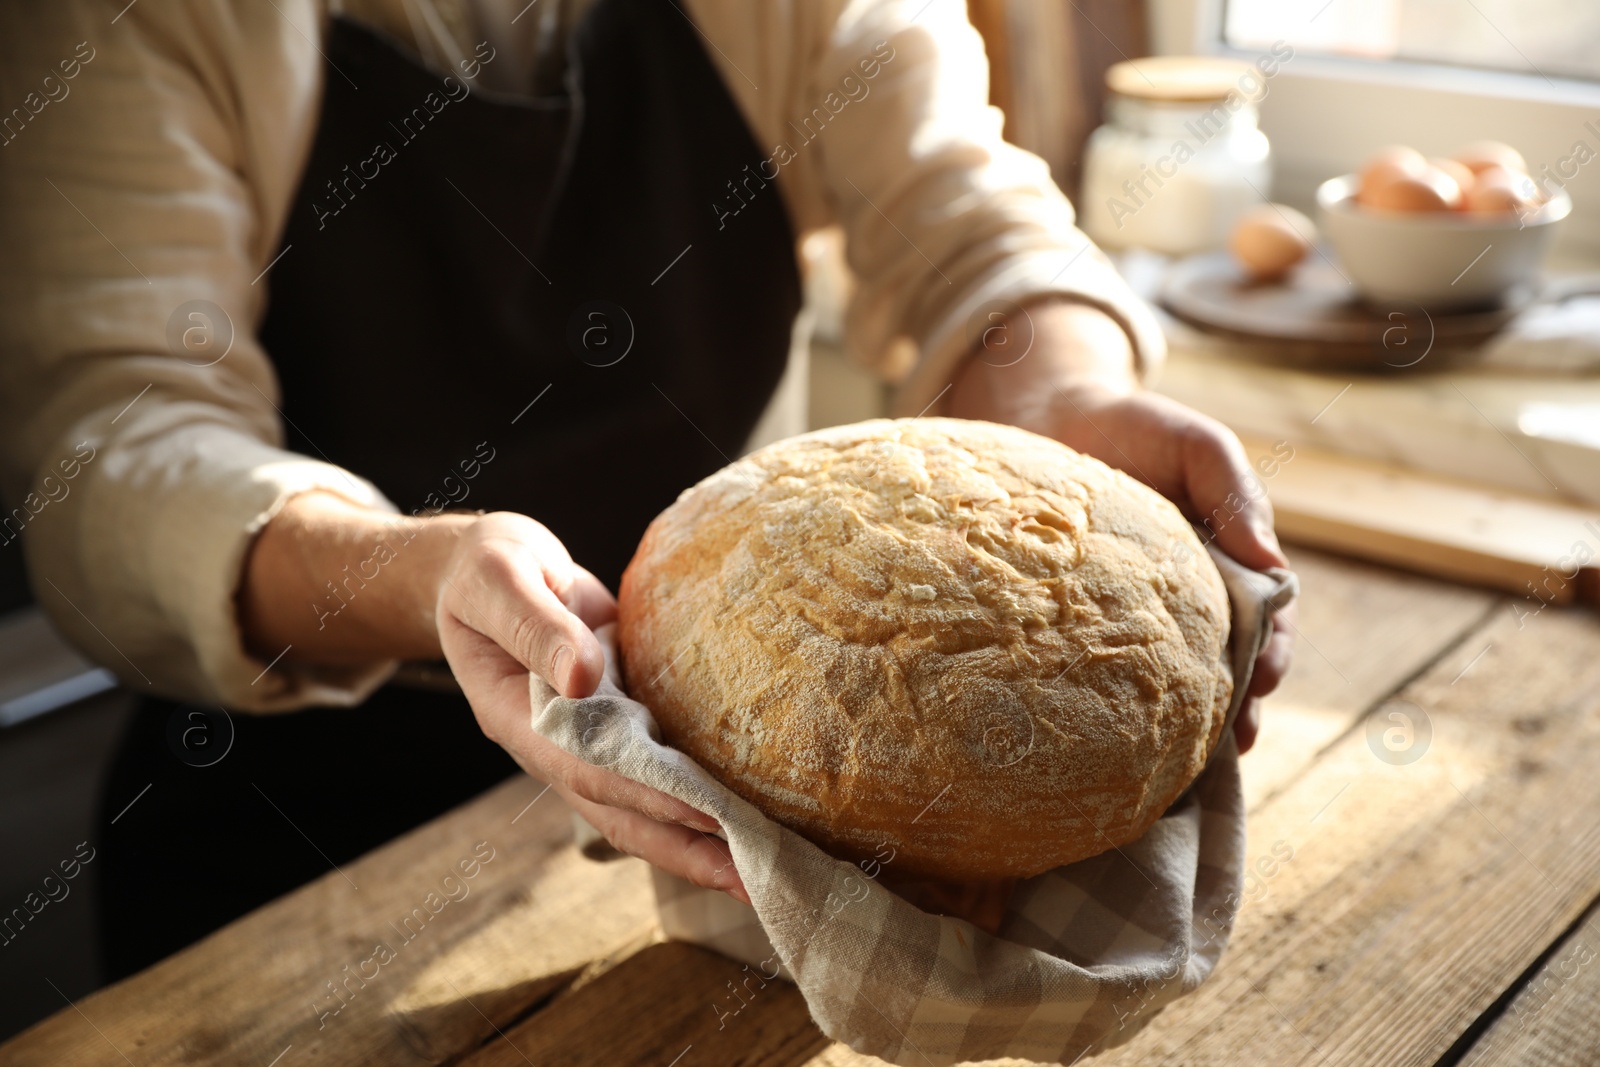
[1225,0,1600,83]
[1146,0,1600,259]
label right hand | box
[435,512,750,903]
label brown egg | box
[1363,146,1427,185]
[1230,203,1317,280]
[1430,157,1476,207]
[1358,145,1428,200]
[1465,165,1541,215]
[1356,149,1433,206]
[1360,165,1461,213]
[1452,140,1528,177]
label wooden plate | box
[1159,252,1533,371]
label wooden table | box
[6,544,1600,1066]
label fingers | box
[564,565,619,631]
[442,516,615,698]
[1236,602,1297,754]
[1181,418,1290,573]
[515,520,617,632]
[435,513,745,903]
[554,752,722,834]
[563,787,749,904]
[1234,697,1261,754]
[509,521,608,612]
[1248,610,1297,698]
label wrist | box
[948,299,1138,434]
[1024,299,1139,395]
[370,507,479,656]
[240,491,477,664]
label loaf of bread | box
[618,418,1232,881]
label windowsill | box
[1212,47,1600,111]
[1135,257,1600,507]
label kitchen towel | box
[532,543,1296,1065]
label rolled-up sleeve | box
[685,0,1167,415]
[0,1,396,710]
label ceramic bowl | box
[1316,173,1571,309]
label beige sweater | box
[0,0,1163,710]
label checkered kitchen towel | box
[531,545,1295,1065]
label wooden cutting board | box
[1238,432,1600,606]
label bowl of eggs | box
[1317,141,1571,309]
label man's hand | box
[946,300,1295,753]
[434,513,749,903]
[241,495,748,902]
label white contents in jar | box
[1081,84,1272,256]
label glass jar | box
[1081,57,1272,256]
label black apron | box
[96,0,800,979]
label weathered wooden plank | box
[0,777,658,1067]
[455,940,829,1067]
[1236,432,1600,604]
[1239,545,1495,809]
[1458,900,1600,1066]
[1079,599,1600,1065]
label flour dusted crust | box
[617,418,1232,881]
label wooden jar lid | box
[1105,55,1253,102]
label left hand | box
[947,300,1294,754]
[1028,384,1296,754]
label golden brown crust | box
[618,418,1232,881]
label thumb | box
[444,539,608,698]
[506,575,608,698]
[1186,425,1289,572]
